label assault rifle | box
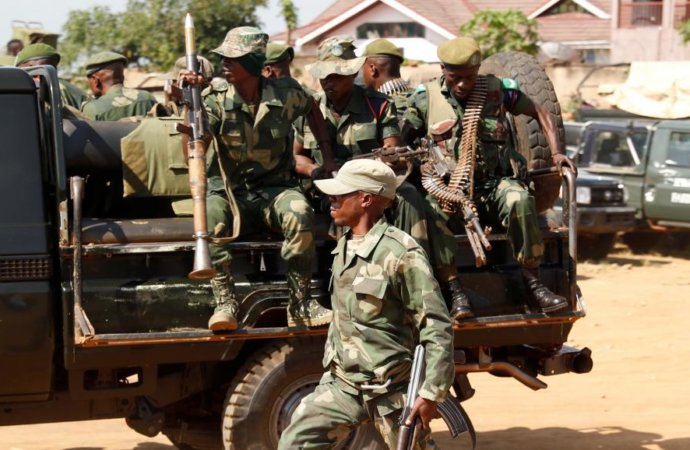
[351,145,428,165]
[396,345,476,450]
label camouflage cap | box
[362,38,404,62]
[314,159,397,200]
[84,51,128,76]
[437,37,481,67]
[14,43,60,66]
[162,55,215,80]
[264,43,294,65]
[212,26,268,59]
[305,35,365,79]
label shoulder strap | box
[364,95,388,123]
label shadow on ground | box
[433,426,690,450]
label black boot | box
[448,278,474,320]
[522,267,568,313]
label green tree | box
[680,19,690,44]
[459,9,540,58]
[280,0,298,45]
[60,0,267,72]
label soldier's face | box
[222,57,251,84]
[442,65,480,101]
[329,191,364,227]
[263,60,291,79]
[320,74,355,104]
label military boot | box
[208,271,239,331]
[286,271,332,328]
[522,267,568,313]
[448,278,474,320]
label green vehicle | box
[0,65,592,449]
[567,120,690,253]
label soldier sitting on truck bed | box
[292,35,469,319]
[14,43,87,111]
[80,51,158,121]
[402,37,576,316]
[181,26,338,331]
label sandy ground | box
[1,245,689,450]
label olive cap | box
[85,51,128,76]
[305,35,365,79]
[14,43,60,66]
[162,55,215,80]
[362,38,403,61]
[314,159,397,200]
[264,43,294,65]
[437,37,481,67]
[212,26,268,59]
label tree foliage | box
[60,0,267,72]
[459,10,540,58]
[280,0,298,45]
[680,19,690,44]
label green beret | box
[437,37,481,67]
[362,38,403,61]
[84,51,128,76]
[264,43,294,65]
[14,43,60,67]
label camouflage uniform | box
[404,74,544,267]
[59,78,87,110]
[278,218,454,449]
[80,84,157,121]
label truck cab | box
[0,66,593,449]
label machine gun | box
[396,345,475,450]
[351,145,428,165]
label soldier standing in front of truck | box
[278,159,454,449]
[181,26,338,331]
[402,36,576,316]
[293,35,472,319]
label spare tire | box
[480,51,564,212]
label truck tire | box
[578,233,615,261]
[622,232,661,254]
[222,338,386,450]
[479,51,564,212]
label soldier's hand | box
[178,69,205,86]
[405,397,439,431]
[323,160,338,177]
[553,153,577,176]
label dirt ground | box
[1,244,689,450]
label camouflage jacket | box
[324,218,454,402]
[204,76,313,193]
[80,84,157,121]
[59,78,87,110]
[296,84,399,166]
[404,75,529,185]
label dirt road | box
[2,248,689,450]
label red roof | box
[536,12,610,42]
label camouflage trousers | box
[278,374,438,450]
[390,181,457,271]
[207,186,315,274]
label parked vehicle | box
[566,120,690,253]
[0,65,592,450]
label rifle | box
[351,145,428,165]
[397,345,476,450]
[176,13,215,280]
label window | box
[542,1,589,16]
[592,130,646,167]
[666,132,690,167]
[619,0,663,28]
[356,22,425,39]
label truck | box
[0,63,592,450]
[566,120,690,253]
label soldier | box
[361,38,411,119]
[14,43,87,110]
[402,37,576,315]
[6,39,23,57]
[80,51,157,121]
[278,159,454,449]
[161,55,215,116]
[181,26,337,331]
[295,36,470,319]
[262,42,294,79]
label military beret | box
[264,43,294,65]
[84,51,128,76]
[213,26,268,59]
[362,38,404,61]
[14,43,60,67]
[437,37,481,67]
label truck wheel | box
[222,338,386,450]
[479,51,564,212]
[578,233,615,261]
[622,232,661,254]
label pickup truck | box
[566,120,690,253]
[0,65,592,450]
